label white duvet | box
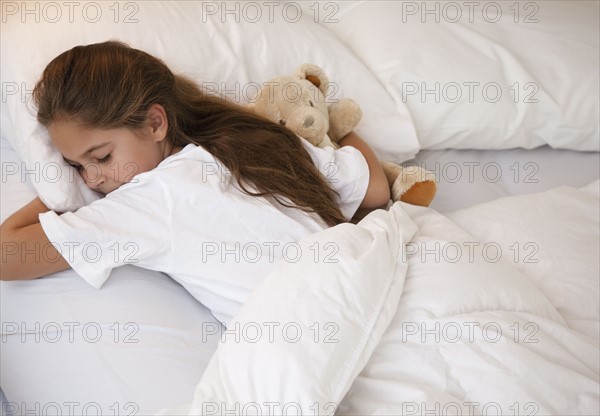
[160,180,599,415]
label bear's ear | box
[296,63,330,96]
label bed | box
[1,1,598,415]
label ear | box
[295,63,330,97]
[146,103,169,142]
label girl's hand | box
[0,197,70,281]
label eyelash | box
[97,154,111,164]
[68,154,111,170]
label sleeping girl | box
[0,40,390,325]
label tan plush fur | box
[248,63,437,208]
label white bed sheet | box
[412,146,600,213]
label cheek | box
[116,161,140,183]
[109,138,164,183]
[125,148,163,178]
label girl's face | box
[47,105,175,195]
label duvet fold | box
[159,182,599,415]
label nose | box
[303,116,315,128]
[82,164,105,190]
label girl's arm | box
[338,131,391,209]
[0,197,69,281]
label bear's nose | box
[303,116,315,128]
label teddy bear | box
[246,63,437,211]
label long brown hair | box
[33,41,347,227]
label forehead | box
[48,119,99,144]
[47,120,110,159]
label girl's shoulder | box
[156,143,223,169]
[114,143,227,195]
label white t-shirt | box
[39,137,370,326]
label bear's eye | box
[279,119,286,126]
[309,101,314,107]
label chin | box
[90,179,130,195]
[95,184,121,195]
[112,181,130,192]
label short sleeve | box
[38,180,171,289]
[299,137,370,220]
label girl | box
[0,41,390,325]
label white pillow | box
[0,1,418,212]
[310,1,599,151]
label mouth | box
[91,187,108,196]
[93,183,117,196]
[88,179,127,196]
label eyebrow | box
[63,142,110,164]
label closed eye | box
[65,159,82,170]
[97,154,111,164]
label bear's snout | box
[303,116,315,128]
